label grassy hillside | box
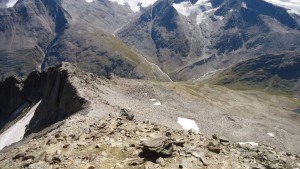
[211,53,300,98]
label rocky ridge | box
[1,62,300,155]
[0,71,46,130]
[0,113,299,169]
[0,62,89,136]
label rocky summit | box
[0,114,299,169]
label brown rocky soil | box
[0,114,299,169]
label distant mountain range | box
[0,0,299,95]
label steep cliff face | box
[0,71,46,129]
[25,63,88,135]
[0,62,88,136]
[0,76,25,123]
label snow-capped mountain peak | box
[172,0,218,24]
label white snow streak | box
[238,142,259,147]
[177,117,200,133]
[143,57,173,82]
[149,98,161,106]
[242,2,247,9]
[0,101,41,150]
[267,133,275,137]
[6,0,18,8]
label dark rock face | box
[26,63,88,135]
[0,76,25,122]
[0,63,88,136]
[0,71,46,129]
[22,71,47,103]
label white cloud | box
[263,0,300,15]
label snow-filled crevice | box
[0,101,41,151]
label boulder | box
[140,138,173,160]
[120,108,134,121]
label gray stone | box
[141,138,173,157]
[191,151,209,166]
[156,157,165,166]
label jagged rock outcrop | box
[25,63,88,135]
[0,71,46,129]
[0,76,25,124]
[0,62,89,137]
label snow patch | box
[196,8,218,24]
[108,0,158,13]
[177,117,200,133]
[267,133,275,137]
[263,0,300,15]
[85,0,94,3]
[153,101,161,106]
[149,98,161,106]
[242,2,247,9]
[6,0,18,8]
[0,101,41,150]
[172,0,213,16]
[172,0,217,24]
[238,142,259,147]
